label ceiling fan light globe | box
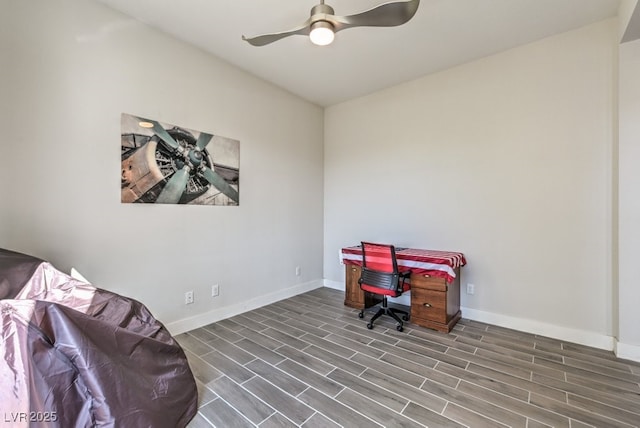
[309,21,334,46]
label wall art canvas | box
[121,113,239,206]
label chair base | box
[358,297,409,332]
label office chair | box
[358,241,411,331]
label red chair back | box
[361,242,398,273]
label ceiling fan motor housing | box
[310,3,335,27]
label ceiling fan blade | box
[242,20,311,46]
[201,166,239,203]
[196,132,213,150]
[156,167,189,204]
[333,0,420,31]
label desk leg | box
[344,265,364,308]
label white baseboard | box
[615,340,640,363]
[325,282,633,358]
[168,278,625,358]
[323,279,344,290]
[327,276,638,362]
[461,306,615,351]
[165,279,324,335]
[321,281,614,350]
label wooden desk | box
[341,246,466,333]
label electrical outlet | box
[185,290,194,304]
[212,284,219,297]
[295,266,301,276]
[466,283,475,295]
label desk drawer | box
[410,273,447,292]
[411,288,447,324]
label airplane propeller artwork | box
[139,117,239,204]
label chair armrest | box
[399,270,411,278]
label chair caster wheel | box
[402,315,409,321]
[358,312,364,319]
[396,325,403,332]
[367,323,373,330]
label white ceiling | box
[96,0,621,107]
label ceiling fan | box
[242,0,420,47]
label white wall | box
[0,0,324,332]
[618,37,640,360]
[1,0,631,356]
[324,20,617,348]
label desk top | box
[341,246,466,283]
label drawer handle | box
[423,303,432,308]
[423,274,431,278]
[351,267,357,272]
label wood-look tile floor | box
[178,288,640,428]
